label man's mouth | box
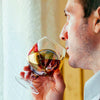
[65,46,69,50]
[65,41,69,50]
[65,46,69,57]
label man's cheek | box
[72,17,81,31]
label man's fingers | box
[20,71,31,80]
[23,66,31,71]
[53,69,65,93]
[25,71,31,80]
[20,72,25,78]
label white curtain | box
[0,0,66,100]
[0,0,3,100]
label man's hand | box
[20,66,65,100]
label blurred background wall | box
[0,0,94,100]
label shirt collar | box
[84,71,100,100]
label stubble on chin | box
[68,18,93,69]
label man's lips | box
[65,46,69,50]
[65,41,69,50]
[65,46,69,57]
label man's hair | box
[79,0,100,18]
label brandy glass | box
[15,36,66,94]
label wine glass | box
[15,36,66,94]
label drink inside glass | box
[16,36,66,94]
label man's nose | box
[59,24,68,41]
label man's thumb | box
[53,69,65,93]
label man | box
[21,0,100,100]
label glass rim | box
[38,36,66,51]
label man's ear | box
[93,7,100,34]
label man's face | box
[60,0,97,69]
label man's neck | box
[92,51,100,74]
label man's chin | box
[68,56,79,68]
[68,56,90,70]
